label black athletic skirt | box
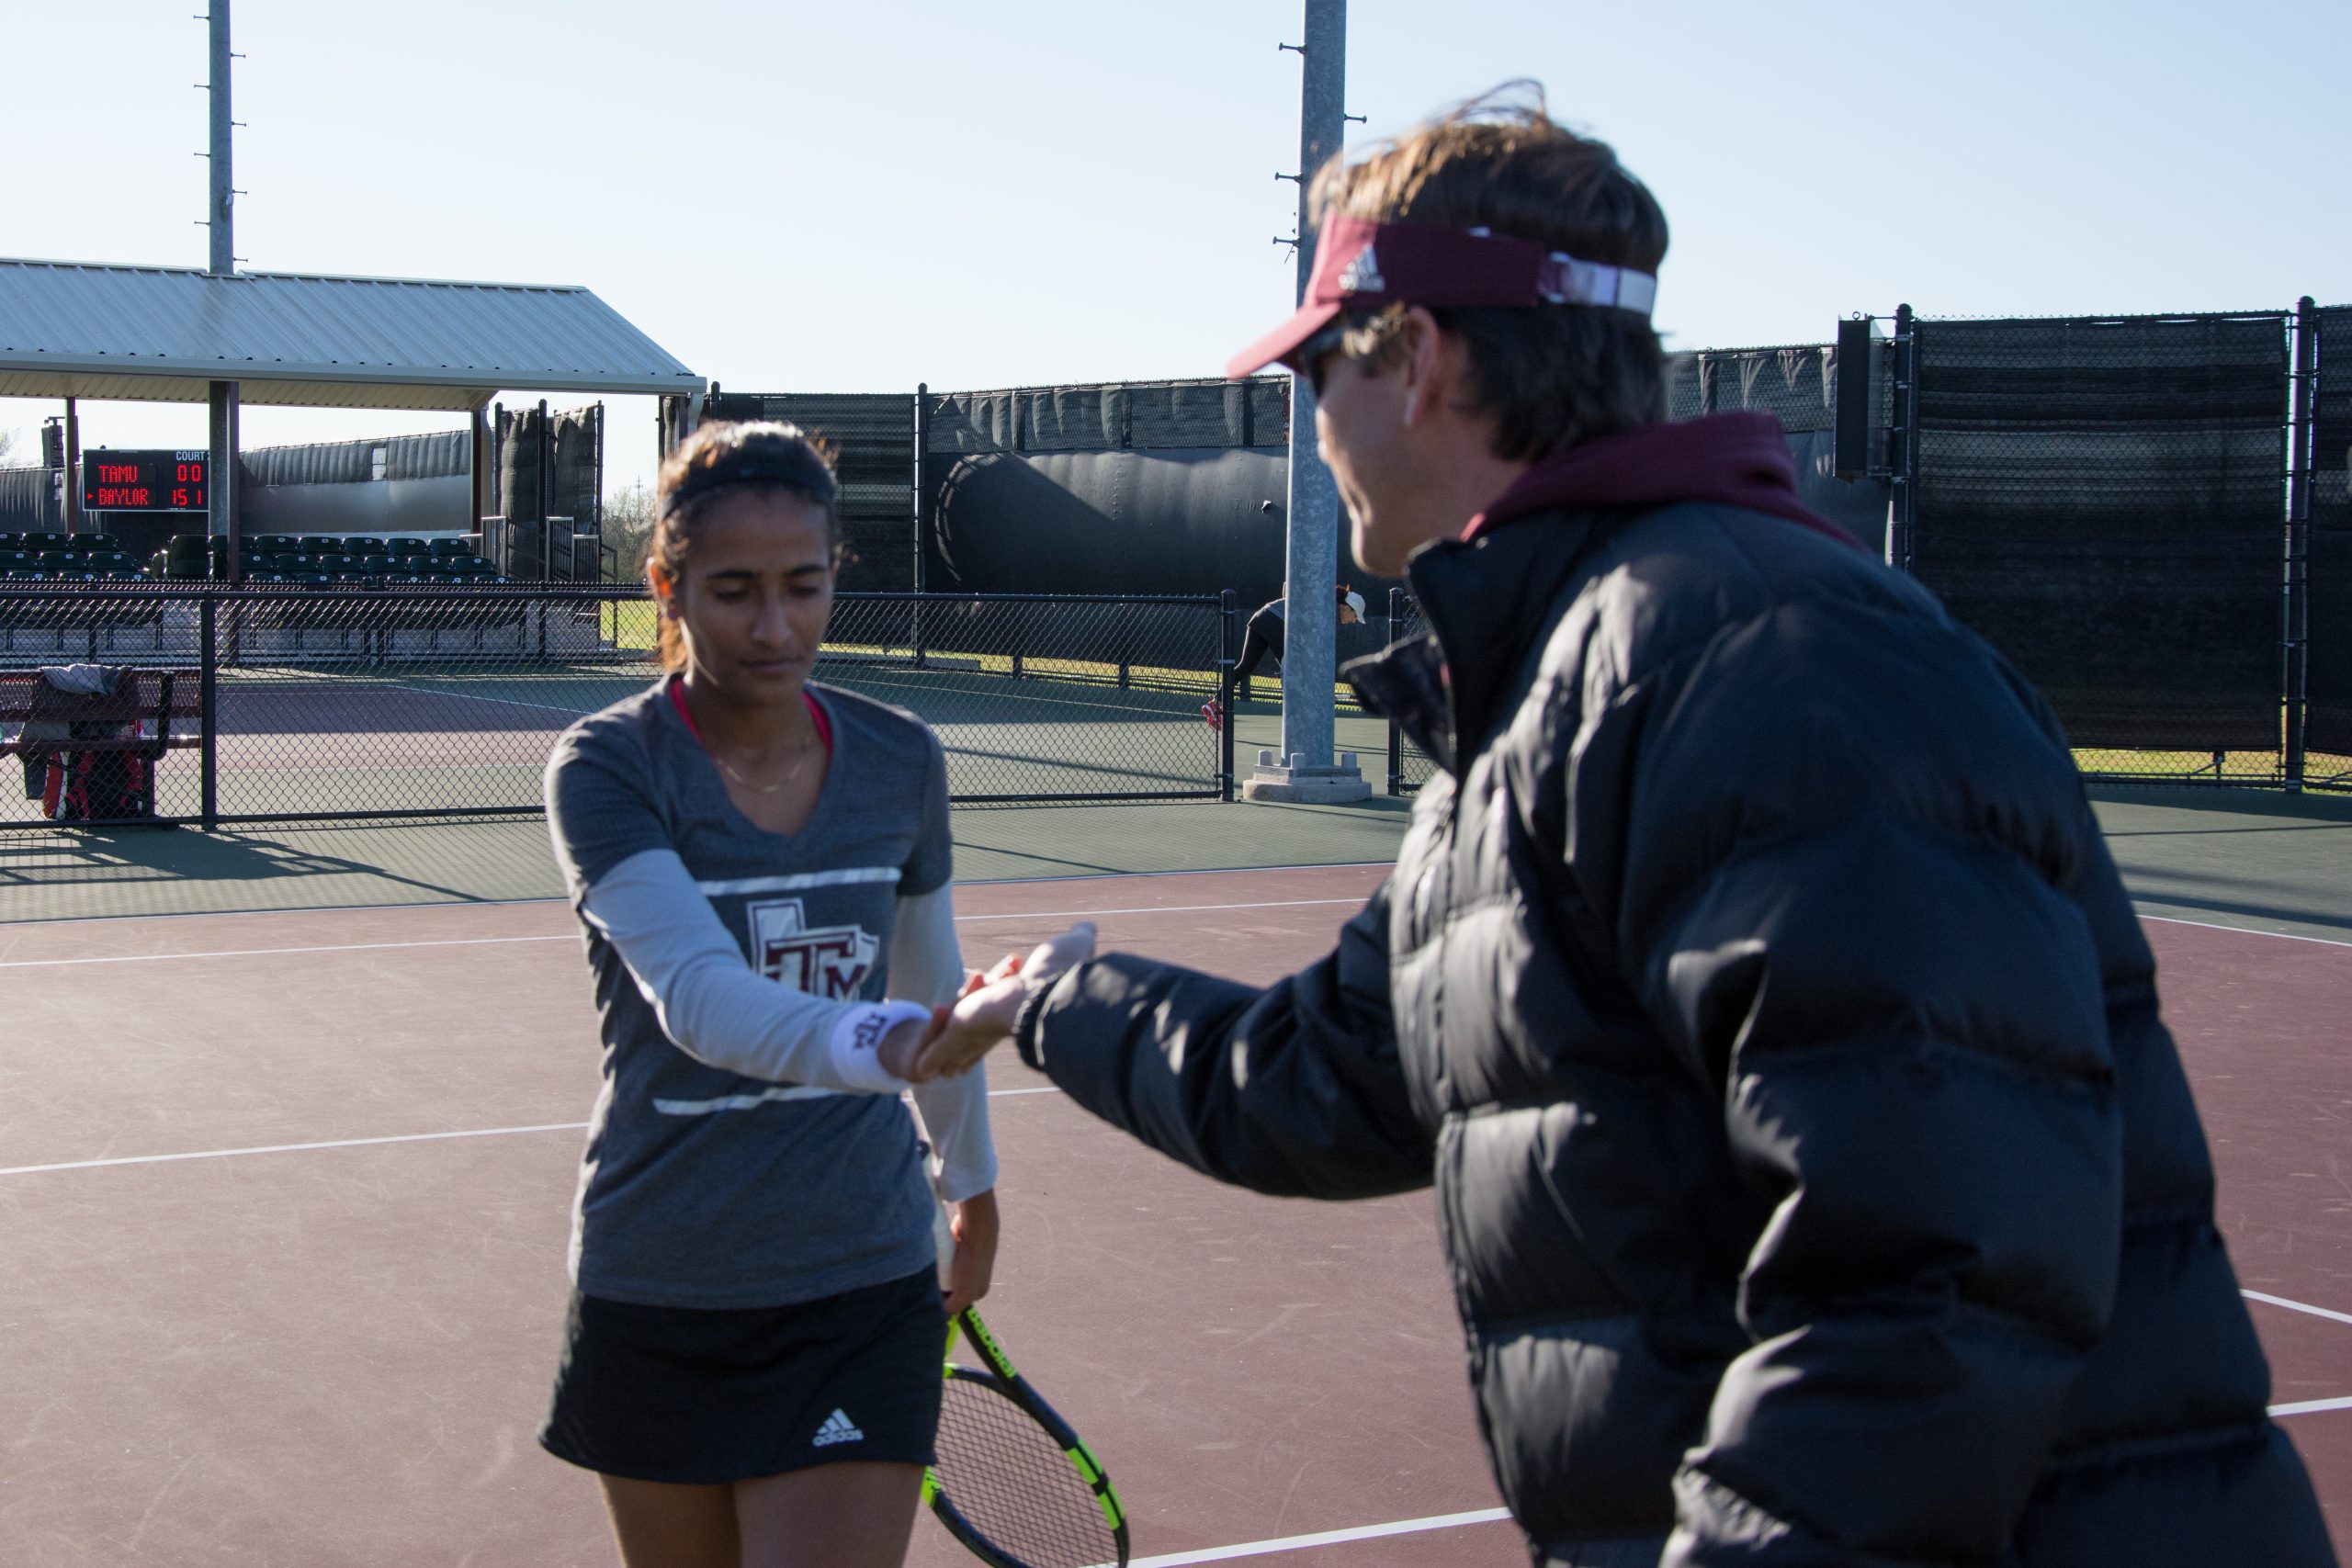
[538,1267,946,1484]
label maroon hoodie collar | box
[1461,412,1864,550]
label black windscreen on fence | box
[1910,313,2289,761]
[2308,306,2352,767]
[706,393,918,592]
[0,587,1227,829]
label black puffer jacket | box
[1018,449,2334,1564]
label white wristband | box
[826,1000,933,1093]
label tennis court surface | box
[2,804,2349,1564]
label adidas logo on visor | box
[1336,244,1385,293]
[812,1408,865,1447]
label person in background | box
[920,89,2335,1567]
[1204,582,1366,729]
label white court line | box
[2272,1396,2352,1417]
[372,680,591,719]
[2244,1289,2352,1327]
[0,1122,593,1179]
[2139,913,2352,950]
[0,1087,1062,1180]
[957,897,1364,923]
[0,933,581,969]
[0,862,1397,933]
[0,897,1368,970]
[1121,1506,1513,1567]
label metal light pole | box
[206,0,240,581]
[1246,0,1367,803]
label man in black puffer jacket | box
[921,96,2335,1568]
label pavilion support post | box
[209,380,239,581]
[62,398,83,535]
[469,408,489,535]
[537,397,551,581]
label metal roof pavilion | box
[0,259,703,411]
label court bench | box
[0,668,205,820]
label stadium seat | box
[386,536,428,557]
[296,535,340,553]
[345,537,389,558]
[426,538,473,558]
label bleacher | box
[0,533,152,582]
[6,530,509,585]
[205,533,511,586]
[0,532,510,585]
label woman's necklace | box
[713,715,820,795]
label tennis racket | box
[926,1306,1128,1568]
[925,1194,1126,1568]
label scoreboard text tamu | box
[83,450,209,512]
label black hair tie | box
[657,453,832,522]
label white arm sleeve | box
[580,848,924,1094]
[892,885,1000,1202]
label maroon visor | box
[1226,213,1658,380]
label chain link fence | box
[1380,590,1436,796]
[2,587,1227,830]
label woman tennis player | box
[539,420,1001,1568]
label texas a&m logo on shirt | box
[746,897,878,998]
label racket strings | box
[933,1373,1119,1568]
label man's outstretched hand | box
[894,922,1096,1083]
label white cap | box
[1342,591,1366,619]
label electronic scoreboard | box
[82,450,209,512]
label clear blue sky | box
[4,0,2345,491]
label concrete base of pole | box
[1241,747,1373,805]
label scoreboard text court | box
[83,450,208,512]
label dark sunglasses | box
[1293,322,1353,399]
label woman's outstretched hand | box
[899,922,1096,1083]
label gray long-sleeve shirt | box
[546,678,992,1309]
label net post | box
[198,591,219,830]
[1385,587,1404,795]
[2285,296,2317,793]
[1217,590,1237,801]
